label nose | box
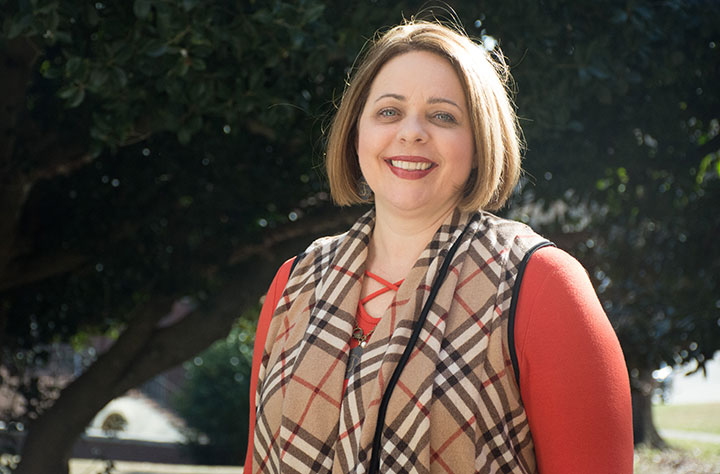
[398,115,428,143]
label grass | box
[666,439,720,461]
[634,403,720,474]
[654,402,720,435]
[634,445,720,474]
[633,402,720,473]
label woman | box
[245,20,633,473]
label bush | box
[173,318,256,465]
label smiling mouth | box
[388,160,433,171]
[384,157,436,180]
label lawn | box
[654,402,720,435]
[666,439,720,461]
[634,402,720,473]
[634,445,720,474]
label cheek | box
[356,115,369,155]
[355,116,364,154]
[453,147,477,187]
[356,119,384,159]
[356,121,372,175]
[452,137,476,183]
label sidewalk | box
[661,429,720,444]
[70,459,244,474]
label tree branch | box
[0,37,40,171]
[0,177,32,278]
[229,204,364,265]
[28,149,95,183]
[0,253,89,292]
[16,205,360,473]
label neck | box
[367,202,458,281]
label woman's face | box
[357,50,475,218]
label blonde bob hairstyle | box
[326,20,522,212]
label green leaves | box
[177,115,203,145]
[174,319,256,464]
[697,153,720,184]
[145,40,169,57]
[133,0,152,20]
[6,13,36,38]
[57,84,85,107]
[65,56,83,76]
[2,1,342,152]
[88,69,110,90]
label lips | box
[385,156,436,180]
[389,160,432,171]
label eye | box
[433,112,457,124]
[378,108,399,118]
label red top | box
[244,246,633,473]
[352,271,402,348]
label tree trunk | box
[631,369,667,448]
[0,37,36,278]
[14,207,361,473]
[14,295,173,474]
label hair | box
[325,19,522,212]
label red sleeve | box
[515,246,633,473]
[244,257,295,471]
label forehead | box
[367,50,467,103]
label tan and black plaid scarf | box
[253,208,548,473]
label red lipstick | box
[384,156,436,180]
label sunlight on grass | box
[666,439,720,462]
[634,445,720,474]
[635,403,720,473]
[654,403,720,435]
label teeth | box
[390,160,432,171]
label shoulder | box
[303,232,348,257]
[522,246,595,307]
[472,212,544,242]
[468,212,551,264]
[288,231,348,282]
[271,257,297,291]
[515,246,617,362]
[526,246,589,280]
[472,211,535,236]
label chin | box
[383,196,434,213]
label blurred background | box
[1,0,718,473]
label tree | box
[1,1,369,472]
[494,0,720,446]
[1,0,718,472]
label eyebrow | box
[374,93,462,111]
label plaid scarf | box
[253,208,547,473]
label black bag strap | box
[507,241,556,390]
[287,252,304,279]
[368,218,474,474]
